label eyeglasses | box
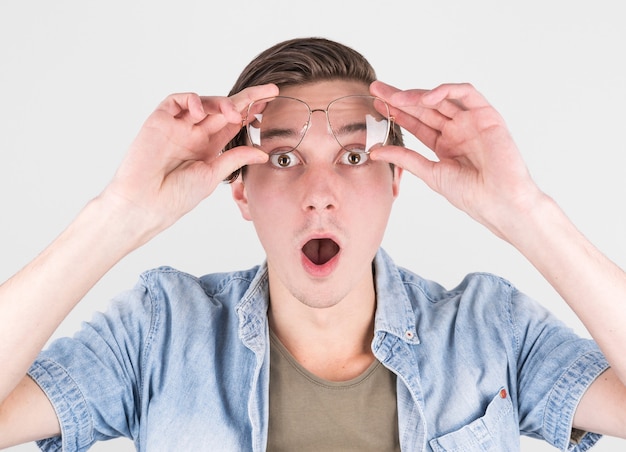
[244,95,393,157]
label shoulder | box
[376,248,517,309]
[394,264,557,343]
[395,265,580,355]
[396,265,517,308]
[138,265,262,302]
[103,264,264,329]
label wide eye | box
[339,150,369,166]
[269,151,301,168]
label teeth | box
[302,239,339,265]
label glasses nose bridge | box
[307,107,332,137]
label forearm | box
[501,193,626,382]
[0,192,152,403]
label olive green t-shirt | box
[267,330,400,451]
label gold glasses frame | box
[243,94,394,154]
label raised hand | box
[370,83,626,433]
[104,84,278,240]
[0,85,279,407]
[370,80,542,239]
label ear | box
[391,166,403,199]
[231,178,253,221]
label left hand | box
[369,80,543,239]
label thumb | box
[370,146,437,186]
[207,147,269,182]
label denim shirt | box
[29,248,608,451]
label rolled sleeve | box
[512,288,610,451]
[25,279,154,451]
[545,350,609,451]
[28,358,94,451]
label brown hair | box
[224,37,402,181]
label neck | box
[267,269,377,381]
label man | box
[0,37,625,451]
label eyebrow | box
[332,121,367,137]
[259,127,302,140]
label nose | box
[296,113,341,213]
[301,164,339,213]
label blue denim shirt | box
[29,248,608,451]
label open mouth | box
[302,238,340,266]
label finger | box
[372,80,436,108]
[388,104,440,150]
[370,80,404,100]
[370,145,438,188]
[229,84,280,114]
[194,97,242,137]
[371,81,430,111]
[156,84,279,131]
[372,81,453,133]
[208,146,269,181]
[199,96,241,123]
[207,121,246,155]
[433,99,465,120]
[157,92,207,121]
[374,82,463,119]
[421,83,490,110]
[196,84,280,134]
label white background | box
[1,0,624,450]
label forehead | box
[278,80,371,108]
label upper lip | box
[299,231,342,250]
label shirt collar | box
[236,262,270,352]
[236,248,420,347]
[373,248,420,344]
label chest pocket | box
[429,388,518,452]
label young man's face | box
[232,80,401,308]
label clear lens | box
[246,95,390,154]
[327,96,390,153]
[246,97,310,153]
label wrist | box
[476,184,550,244]
[492,190,581,263]
[77,190,161,260]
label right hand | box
[0,86,280,438]
[103,84,278,239]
